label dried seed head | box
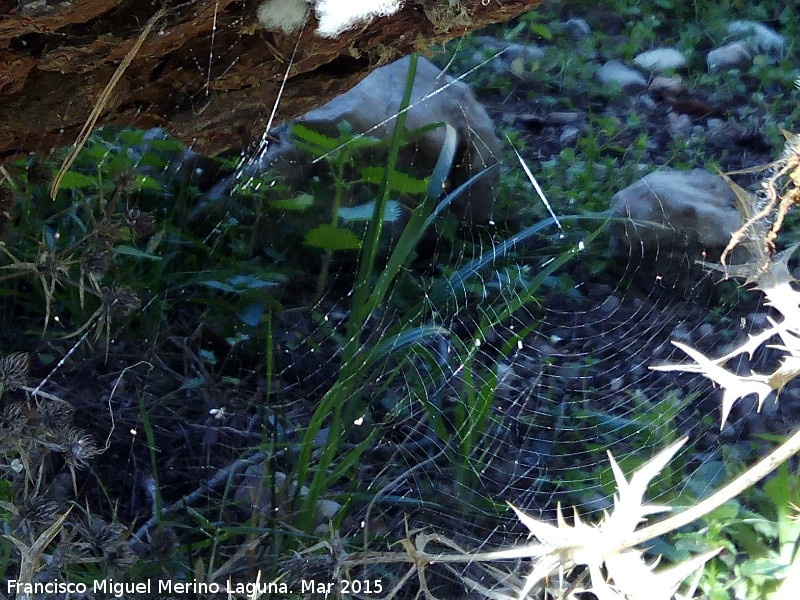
[0,401,29,442]
[94,222,125,245]
[147,526,178,558]
[62,428,100,469]
[114,169,138,196]
[101,286,142,319]
[85,248,113,274]
[90,519,127,550]
[14,495,60,537]
[0,352,30,396]
[126,208,155,238]
[75,514,138,572]
[36,397,75,431]
[104,542,138,573]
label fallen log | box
[0,0,543,161]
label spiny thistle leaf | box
[506,438,715,600]
[652,341,772,427]
[653,243,800,427]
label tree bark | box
[0,0,543,161]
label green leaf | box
[136,175,164,191]
[179,377,204,390]
[510,58,525,76]
[145,229,165,254]
[531,23,553,40]
[304,224,361,251]
[269,193,314,211]
[113,245,163,260]
[134,153,168,169]
[228,275,279,290]
[339,200,401,223]
[59,171,97,190]
[201,280,237,293]
[763,464,790,512]
[146,138,186,153]
[360,166,428,194]
[199,349,217,364]
[200,276,280,293]
[291,124,340,152]
[238,302,263,326]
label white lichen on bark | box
[257,0,403,37]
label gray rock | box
[559,125,581,145]
[563,17,591,40]
[648,75,685,96]
[609,169,741,254]
[547,111,581,125]
[208,56,501,226]
[746,312,769,329]
[671,325,692,342]
[636,94,658,110]
[727,20,786,56]
[667,111,692,134]
[707,41,752,72]
[596,60,648,92]
[599,295,621,314]
[697,323,715,339]
[633,48,687,73]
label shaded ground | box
[2,1,800,597]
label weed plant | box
[4,2,799,593]
[0,49,612,591]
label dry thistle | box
[60,428,100,470]
[0,351,30,396]
[12,495,60,541]
[502,438,718,600]
[103,285,141,319]
[720,128,800,270]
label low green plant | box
[672,464,800,600]
[290,54,460,531]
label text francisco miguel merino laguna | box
[6,578,303,596]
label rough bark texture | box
[0,0,543,161]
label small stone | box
[633,48,687,73]
[536,343,557,357]
[599,295,621,314]
[671,325,691,343]
[746,312,769,329]
[706,118,724,130]
[667,111,692,134]
[317,499,342,520]
[208,56,501,232]
[547,111,581,125]
[697,323,715,339]
[563,17,591,40]
[727,20,786,56]
[649,75,685,96]
[636,94,657,110]
[559,125,581,145]
[596,60,648,92]
[707,41,752,72]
